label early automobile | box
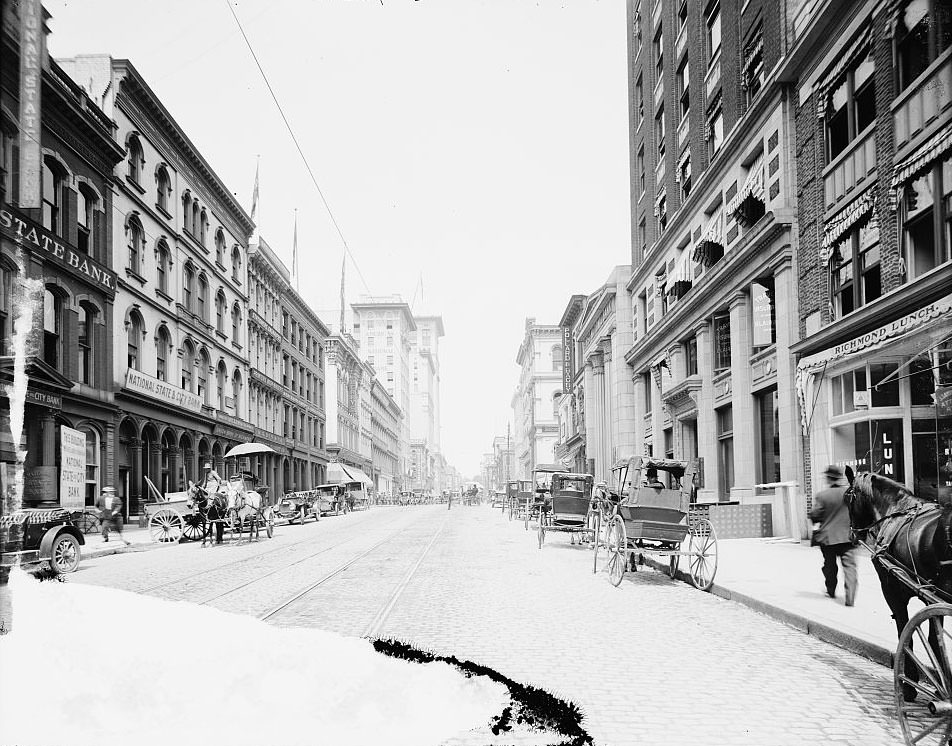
[0,507,85,574]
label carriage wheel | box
[687,518,718,591]
[182,514,206,542]
[77,509,101,535]
[149,509,184,543]
[895,604,952,746]
[606,516,627,588]
[265,508,275,539]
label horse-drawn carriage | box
[537,472,596,549]
[524,464,567,530]
[593,456,718,590]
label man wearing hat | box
[96,487,130,546]
[200,462,226,544]
[809,464,857,606]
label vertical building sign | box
[561,327,574,393]
[19,0,44,208]
[59,426,87,510]
[751,282,773,348]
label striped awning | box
[741,37,764,88]
[726,157,765,220]
[692,212,724,263]
[889,127,952,210]
[814,25,872,119]
[819,191,876,262]
[703,92,723,140]
[653,188,667,217]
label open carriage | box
[505,480,530,519]
[524,464,567,531]
[537,472,596,549]
[593,456,718,590]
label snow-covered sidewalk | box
[0,569,508,746]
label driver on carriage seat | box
[200,462,226,545]
[644,467,664,489]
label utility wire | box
[222,0,372,296]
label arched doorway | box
[160,428,176,493]
[140,422,160,505]
[117,417,138,519]
[179,432,194,487]
[282,457,291,497]
[198,437,211,473]
[211,441,224,476]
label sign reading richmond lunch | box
[125,369,203,412]
[59,426,86,511]
[0,207,117,296]
[830,295,952,359]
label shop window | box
[902,157,952,279]
[684,336,698,376]
[717,405,734,497]
[870,363,901,407]
[895,0,952,94]
[831,367,866,415]
[757,388,781,483]
[825,47,875,163]
[127,311,143,370]
[913,418,952,503]
[831,218,881,318]
[833,418,905,482]
[712,313,731,372]
[43,287,63,370]
[78,303,95,385]
[82,426,99,506]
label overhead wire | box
[221,0,372,296]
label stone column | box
[729,292,755,500]
[633,371,646,450]
[166,446,179,492]
[694,321,718,500]
[773,259,802,485]
[583,360,596,473]
[37,412,58,507]
[130,440,142,516]
[603,345,615,467]
[591,353,606,481]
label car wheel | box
[50,534,81,573]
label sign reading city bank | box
[0,207,117,297]
[125,369,203,412]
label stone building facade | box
[324,332,372,477]
[370,376,401,495]
[512,319,562,479]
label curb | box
[639,555,894,670]
[82,541,164,561]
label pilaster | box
[694,320,718,500]
[729,292,755,500]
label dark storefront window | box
[834,418,905,482]
[757,388,781,483]
[717,405,734,497]
[870,363,901,407]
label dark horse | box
[847,471,952,701]
[185,482,227,547]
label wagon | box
[144,477,205,543]
[0,508,85,574]
[525,464,568,531]
[593,456,718,590]
[537,472,596,549]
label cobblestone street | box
[58,505,901,745]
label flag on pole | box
[339,253,346,334]
[292,210,299,291]
[250,157,260,222]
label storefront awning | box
[814,25,871,118]
[795,295,952,434]
[725,156,765,222]
[692,212,724,265]
[741,37,764,89]
[819,191,876,263]
[326,462,373,486]
[889,127,952,210]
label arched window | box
[232,370,243,417]
[0,261,14,356]
[42,157,64,235]
[156,165,171,213]
[197,274,208,321]
[43,286,63,369]
[182,191,192,231]
[231,303,241,343]
[183,263,194,312]
[215,228,226,264]
[77,184,97,255]
[231,245,242,282]
[181,339,195,392]
[198,348,210,405]
[81,426,99,506]
[127,310,143,370]
[127,215,144,274]
[156,240,170,294]
[127,135,143,184]
[78,302,96,385]
[217,361,227,410]
[0,121,15,201]
[200,209,209,245]
[192,201,200,237]
[156,325,171,381]
[215,290,226,333]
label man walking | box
[809,464,857,606]
[97,487,130,546]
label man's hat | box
[824,464,845,480]
[204,462,212,469]
[101,486,116,493]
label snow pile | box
[0,569,507,746]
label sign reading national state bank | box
[125,369,203,412]
[0,206,117,297]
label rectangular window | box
[903,156,952,279]
[656,105,666,158]
[654,27,664,81]
[825,47,875,163]
[709,109,724,158]
[757,388,781,483]
[679,156,692,201]
[636,75,644,127]
[643,371,653,413]
[639,218,648,258]
[717,405,734,497]
[751,279,776,348]
[713,314,731,372]
[685,336,698,376]
[677,59,690,122]
[831,218,881,318]
[896,0,952,94]
[638,145,646,195]
[833,418,905,482]
[706,2,721,62]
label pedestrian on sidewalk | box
[96,487,130,546]
[809,464,857,606]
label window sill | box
[216,260,227,272]
[126,176,146,195]
[155,204,172,221]
[215,330,228,342]
[125,267,147,286]
[154,288,173,304]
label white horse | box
[226,482,264,542]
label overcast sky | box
[45,0,631,477]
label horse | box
[225,482,264,542]
[185,482,228,547]
[847,471,952,701]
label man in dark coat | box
[809,464,857,606]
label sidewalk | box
[646,536,916,668]
[80,524,160,560]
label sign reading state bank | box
[125,369,203,412]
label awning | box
[725,156,765,221]
[814,25,872,119]
[667,251,694,299]
[741,37,764,89]
[653,188,667,218]
[703,92,723,140]
[819,191,876,262]
[692,212,724,264]
[794,294,952,434]
[326,461,373,486]
[889,127,952,209]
